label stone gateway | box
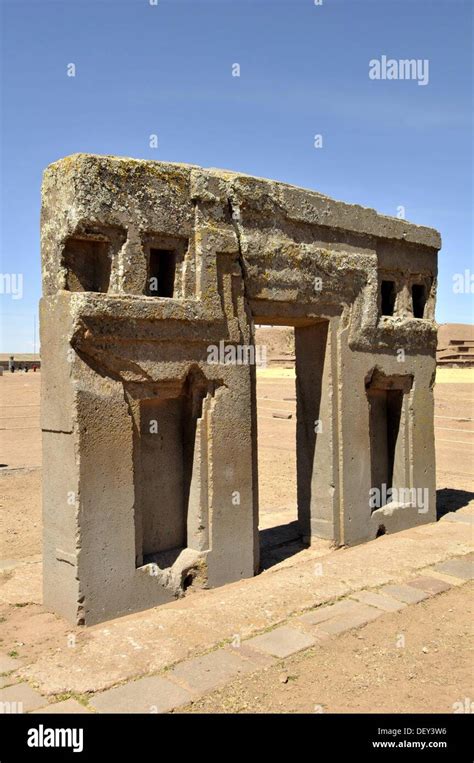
[40,154,440,624]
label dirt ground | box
[0,469,41,559]
[182,583,473,714]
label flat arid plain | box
[0,365,472,713]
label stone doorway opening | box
[255,320,328,569]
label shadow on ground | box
[436,488,474,520]
[259,520,308,570]
[259,490,474,570]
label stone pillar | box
[295,319,340,542]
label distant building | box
[437,324,474,367]
[0,354,41,371]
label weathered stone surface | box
[40,154,440,624]
[90,675,192,714]
[169,648,259,693]
[226,644,277,668]
[0,684,46,713]
[297,599,363,625]
[407,576,452,594]
[381,584,428,604]
[351,590,406,612]
[432,558,473,580]
[246,626,316,658]
[315,604,382,635]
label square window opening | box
[412,284,427,318]
[381,280,396,316]
[63,237,111,293]
[147,249,176,297]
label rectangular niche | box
[412,283,427,318]
[148,249,176,297]
[366,371,413,509]
[134,395,186,563]
[63,237,112,293]
[130,369,217,568]
[62,226,126,293]
[143,234,189,299]
[380,279,396,316]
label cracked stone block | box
[246,626,316,658]
[381,584,428,604]
[90,675,193,714]
[169,648,258,693]
[226,644,277,668]
[406,576,452,595]
[315,604,382,635]
[351,590,406,612]
[432,558,474,581]
[297,599,364,626]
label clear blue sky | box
[1,0,472,353]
